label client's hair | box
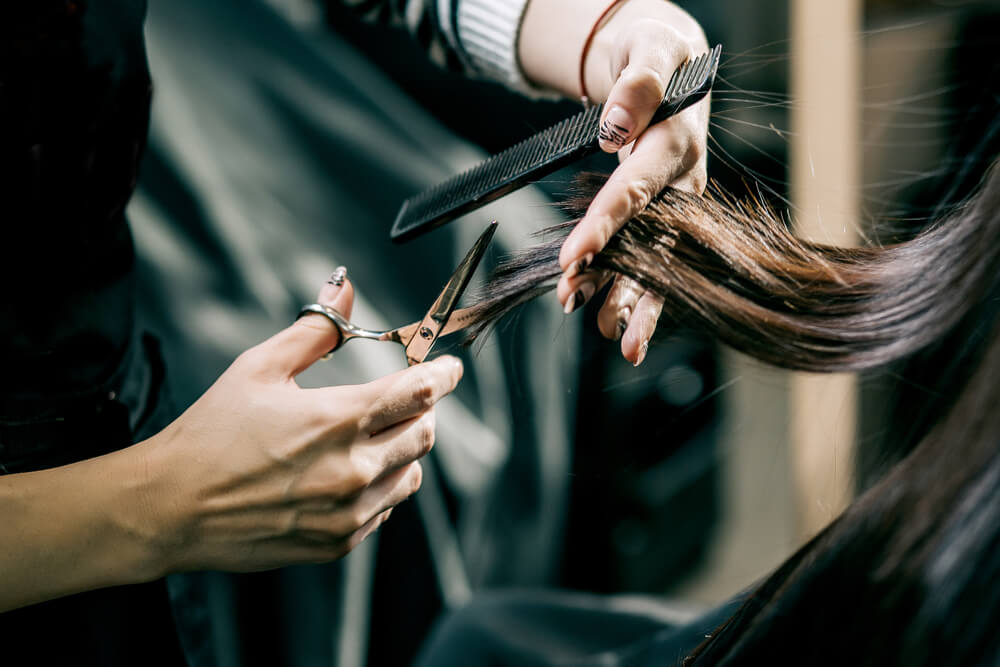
[465,165,1000,665]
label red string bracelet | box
[579,0,627,107]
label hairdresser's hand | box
[520,0,709,365]
[133,275,463,574]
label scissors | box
[298,221,497,366]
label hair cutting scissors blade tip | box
[404,220,497,365]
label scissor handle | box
[297,303,391,356]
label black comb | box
[391,44,722,243]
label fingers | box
[558,110,705,298]
[297,462,421,540]
[556,271,612,315]
[256,268,355,379]
[364,409,436,473]
[592,277,661,366]
[621,290,663,367]
[352,355,464,436]
[597,276,644,340]
[597,22,692,153]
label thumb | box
[597,26,692,153]
[262,267,356,379]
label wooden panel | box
[789,0,862,538]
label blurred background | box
[129,0,1000,664]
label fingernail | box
[615,306,632,341]
[598,106,634,150]
[564,253,593,281]
[563,292,575,315]
[634,340,649,368]
[565,281,596,315]
[327,266,347,287]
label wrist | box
[583,0,708,102]
[104,434,184,580]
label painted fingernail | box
[327,266,347,286]
[598,105,634,149]
[616,306,632,341]
[565,253,593,281]
[565,281,596,315]
[634,340,649,368]
[563,292,576,315]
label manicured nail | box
[327,266,347,286]
[598,105,634,149]
[565,281,596,315]
[616,306,632,341]
[634,340,649,367]
[565,253,593,281]
[563,292,576,315]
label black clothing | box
[0,3,189,665]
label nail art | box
[563,292,577,315]
[567,281,596,314]
[327,266,347,286]
[634,340,649,367]
[598,106,634,149]
[598,120,630,148]
[565,253,593,281]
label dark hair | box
[464,164,1000,665]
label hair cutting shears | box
[298,221,497,365]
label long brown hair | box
[464,164,1000,665]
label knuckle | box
[623,18,683,54]
[342,452,376,492]
[611,175,657,216]
[329,504,369,536]
[345,506,370,533]
[334,402,364,441]
[296,473,337,502]
[418,411,436,455]
[619,63,667,103]
[689,166,708,195]
[410,373,437,410]
[682,132,706,168]
[409,461,424,495]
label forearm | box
[0,444,163,612]
[519,0,708,99]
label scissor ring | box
[297,303,351,359]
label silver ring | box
[297,303,350,359]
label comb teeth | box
[648,44,721,127]
[391,104,603,242]
[391,45,723,243]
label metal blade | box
[403,221,497,364]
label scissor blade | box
[404,221,497,365]
[393,306,481,348]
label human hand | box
[134,273,464,573]
[520,0,709,365]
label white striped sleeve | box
[336,0,554,97]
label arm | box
[0,275,463,612]
[0,445,161,612]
